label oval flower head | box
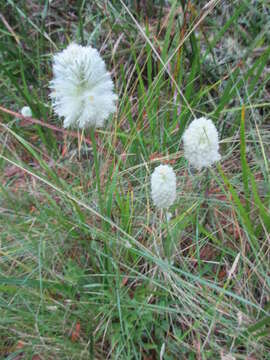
[21,106,32,117]
[151,165,176,209]
[183,117,221,170]
[49,43,117,129]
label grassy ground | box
[0,0,270,359]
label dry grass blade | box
[0,105,92,146]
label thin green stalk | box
[163,211,173,261]
[90,127,104,214]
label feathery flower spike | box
[151,165,176,209]
[49,43,117,129]
[183,117,220,170]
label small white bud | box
[20,106,32,117]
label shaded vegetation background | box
[0,0,270,359]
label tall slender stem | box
[90,127,103,214]
[90,129,111,278]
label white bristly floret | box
[21,106,32,117]
[151,165,176,209]
[49,43,117,129]
[183,117,221,170]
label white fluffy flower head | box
[151,165,176,209]
[183,117,221,170]
[49,43,117,129]
[21,106,32,117]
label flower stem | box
[163,211,173,260]
[90,127,103,214]
[90,129,112,278]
